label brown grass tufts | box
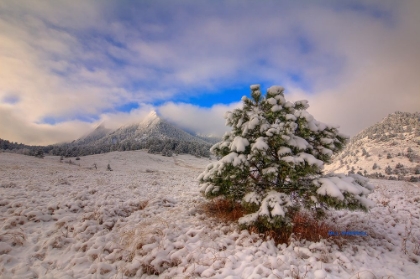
[0,231,26,247]
[200,198,245,223]
[138,200,149,210]
[200,198,344,245]
[246,211,337,245]
[291,211,333,242]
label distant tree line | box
[0,137,211,158]
[0,138,53,157]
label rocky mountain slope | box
[80,111,213,146]
[47,111,218,158]
[74,124,112,145]
[324,111,420,181]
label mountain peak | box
[95,122,107,130]
[147,110,158,118]
[76,122,112,144]
[141,110,161,126]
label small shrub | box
[34,150,44,158]
[107,164,113,171]
[396,163,404,169]
[409,176,419,182]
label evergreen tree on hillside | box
[198,85,374,231]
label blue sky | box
[0,0,419,145]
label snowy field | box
[0,151,419,279]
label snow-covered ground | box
[0,151,419,278]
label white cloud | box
[0,105,93,145]
[98,104,156,130]
[284,0,420,135]
[0,0,419,144]
[158,102,242,137]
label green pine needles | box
[198,85,374,230]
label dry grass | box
[200,198,347,246]
[346,270,398,279]
[0,182,17,188]
[137,200,149,210]
[120,217,179,276]
[0,230,26,247]
[96,177,109,186]
[248,211,337,245]
[199,198,245,223]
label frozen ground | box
[0,151,419,279]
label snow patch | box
[230,136,249,152]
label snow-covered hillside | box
[75,111,215,147]
[1,152,419,278]
[325,111,420,181]
[75,124,113,146]
[45,111,217,158]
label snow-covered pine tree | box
[198,85,374,230]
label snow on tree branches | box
[198,85,374,230]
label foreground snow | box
[0,151,419,278]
